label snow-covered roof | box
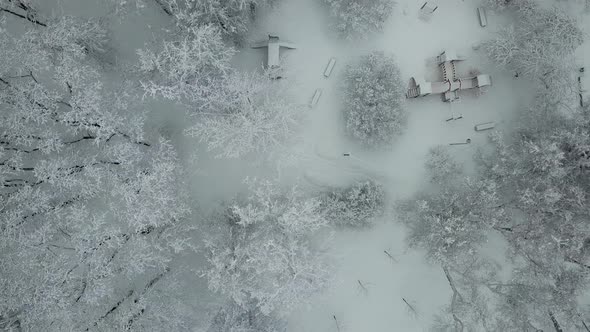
[476,74,492,87]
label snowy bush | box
[320,179,386,227]
[324,0,395,39]
[186,71,305,158]
[425,145,462,184]
[342,51,406,147]
[202,178,331,315]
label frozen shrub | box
[324,0,395,39]
[425,145,462,185]
[321,179,386,227]
[342,51,406,147]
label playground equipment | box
[406,50,492,102]
[251,34,296,78]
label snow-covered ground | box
[225,0,538,330]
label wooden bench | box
[474,122,495,131]
[477,7,487,27]
[324,58,336,78]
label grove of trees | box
[0,6,195,330]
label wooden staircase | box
[406,86,420,98]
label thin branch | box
[333,315,341,332]
[86,290,135,331]
[402,298,418,316]
[0,6,46,26]
[357,279,369,296]
[153,0,173,15]
[383,250,397,262]
[548,311,564,332]
[565,257,590,270]
[75,280,87,303]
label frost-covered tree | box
[137,24,235,102]
[482,1,583,99]
[342,51,406,147]
[0,16,195,331]
[320,179,386,227]
[186,71,306,158]
[324,0,394,39]
[155,0,276,44]
[202,178,331,316]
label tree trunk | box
[548,311,563,332]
